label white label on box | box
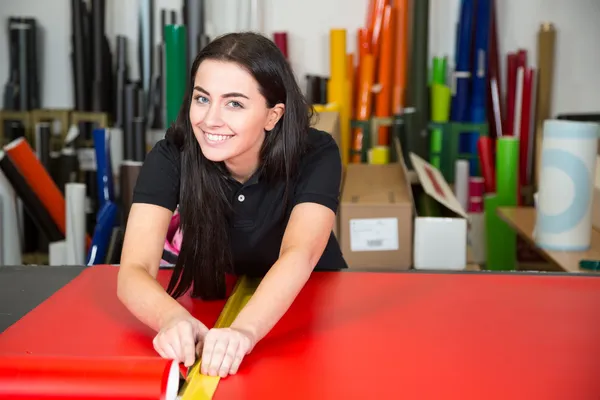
[349,218,399,252]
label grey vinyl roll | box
[138,0,154,117]
[185,0,205,67]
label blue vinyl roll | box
[93,128,115,209]
[86,201,118,265]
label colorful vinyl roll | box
[0,168,21,265]
[534,120,600,251]
[87,201,118,265]
[392,0,408,115]
[93,128,114,209]
[484,194,516,270]
[404,0,430,167]
[66,183,87,265]
[3,137,90,248]
[374,4,394,146]
[164,25,187,128]
[120,161,143,225]
[328,29,350,166]
[49,240,66,266]
[477,136,495,193]
[0,355,181,400]
[273,32,288,58]
[368,146,390,164]
[534,23,556,187]
[496,137,519,206]
[469,177,485,199]
[454,159,469,211]
[468,211,486,264]
[0,151,63,244]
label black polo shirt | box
[132,127,347,275]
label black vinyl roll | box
[35,123,52,170]
[71,0,90,111]
[132,118,147,162]
[124,84,139,160]
[114,36,128,129]
[3,18,39,111]
[185,0,205,67]
[91,0,106,111]
[0,152,63,243]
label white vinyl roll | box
[249,0,264,33]
[49,240,66,266]
[65,183,87,265]
[0,170,22,265]
[454,159,469,212]
[535,119,600,251]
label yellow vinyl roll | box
[180,276,260,400]
[328,29,350,166]
[368,146,390,164]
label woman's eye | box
[196,96,209,104]
[228,101,243,109]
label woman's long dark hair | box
[165,32,311,300]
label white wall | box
[1,0,599,116]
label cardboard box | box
[410,153,469,270]
[312,110,342,237]
[339,162,413,270]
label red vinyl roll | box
[505,53,517,135]
[3,266,600,399]
[4,137,92,249]
[477,136,495,193]
[0,355,180,400]
[273,32,288,58]
[0,266,230,358]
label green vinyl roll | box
[404,0,430,169]
[432,56,447,85]
[484,194,516,270]
[496,137,519,206]
[164,25,187,127]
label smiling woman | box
[116,32,346,379]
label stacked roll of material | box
[0,168,21,265]
[535,120,599,251]
[65,183,87,265]
[164,24,187,128]
[485,137,519,270]
[120,161,144,225]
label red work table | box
[0,265,599,399]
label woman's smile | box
[203,130,235,144]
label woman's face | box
[189,59,284,175]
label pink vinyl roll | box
[469,177,485,198]
[468,196,483,213]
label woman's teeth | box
[206,133,233,142]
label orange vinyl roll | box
[370,0,387,64]
[355,28,371,112]
[366,0,377,36]
[392,0,408,114]
[351,54,375,163]
[347,53,355,120]
[374,4,395,146]
[4,137,92,249]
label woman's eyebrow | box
[193,86,249,99]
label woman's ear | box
[264,103,285,131]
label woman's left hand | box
[200,327,255,377]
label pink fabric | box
[161,210,182,265]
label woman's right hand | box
[153,311,209,367]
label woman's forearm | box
[117,265,189,332]
[230,250,313,344]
